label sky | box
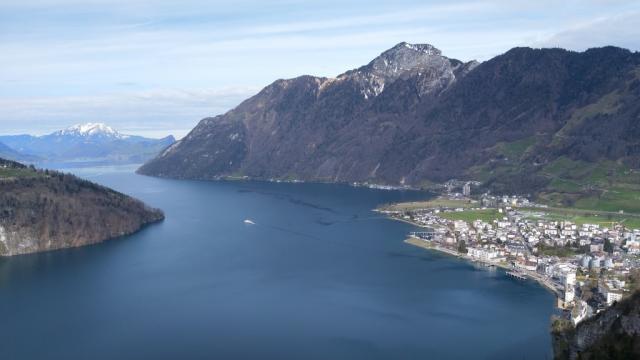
[1,0,639,139]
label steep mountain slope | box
[138,42,477,181]
[0,158,164,256]
[138,43,640,196]
[552,290,640,359]
[0,123,175,165]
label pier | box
[409,231,436,240]
[506,271,527,281]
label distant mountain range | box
[139,42,640,200]
[0,123,175,166]
[0,141,39,162]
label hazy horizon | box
[2,0,639,138]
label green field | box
[387,153,640,229]
[573,186,640,214]
[0,167,41,179]
[439,209,504,223]
[547,178,582,193]
[493,136,537,160]
[536,157,640,214]
[536,243,585,257]
[381,197,475,211]
[522,207,640,229]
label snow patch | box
[55,122,126,139]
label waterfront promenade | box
[404,236,562,298]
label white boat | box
[243,219,255,225]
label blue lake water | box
[0,166,556,359]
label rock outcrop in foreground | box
[0,158,164,256]
[553,291,640,359]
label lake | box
[0,165,556,359]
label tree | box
[457,240,468,254]
[604,238,613,253]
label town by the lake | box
[380,181,640,327]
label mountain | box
[0,141,39,162]
[0,123,175,166]
[138,43,640,199]
[52,122,127,140]
[138,42,477,181]
[0,157,164,256]
[552,290,640,359]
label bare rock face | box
[138,42,476,182]
[0,159,164,256]
[138,43,640,193]
[553,291,640,359]
[342,42,476,98]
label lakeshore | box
[383,192,640,331]
[404,235,562,298]
[0,168,557,359]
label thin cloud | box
[0,87,259,137]
[1,0,639,136]
[537,11,640,51]
[241,2,491,36]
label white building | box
[564,271,576,304]
[599,281,624,305]
[468,247,498,261]
[463,182,471,196]
[605,291,623,305]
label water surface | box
[0,166,555,359]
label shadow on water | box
[237,187,338,214]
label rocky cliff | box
[0,158,164,256]
[553,291,640,359]
[138,43,640,194]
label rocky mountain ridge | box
[138,43,640,197]
[339,42,478,99]
[138,42,477,182]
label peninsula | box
[0,158,164,256]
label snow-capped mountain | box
[53,123,128,139]
[0,123,175,166]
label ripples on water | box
[0,165,556,360]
